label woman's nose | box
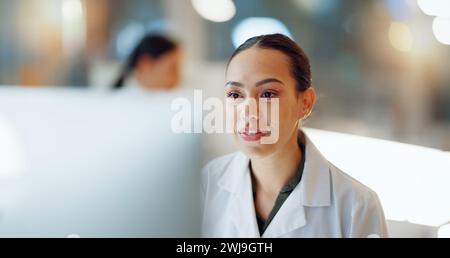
[238,98,259,131]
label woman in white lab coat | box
[201,34,388,238]
[113,34,182,93]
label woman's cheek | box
[224,103,240,134]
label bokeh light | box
[232,17,292,48]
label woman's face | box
[226,47,314,159]
[138,48,183,90]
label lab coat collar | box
[217,130,331,237]
[217,130,331,207]
[299,130,332,207]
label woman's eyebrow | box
[225,78,284,88]
[225,81,244,87]
[255,78,284,87]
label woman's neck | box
[250,130,302,195]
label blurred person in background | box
[113,34,182,92]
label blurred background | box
[1,0,450,150]
[0,0,450,237]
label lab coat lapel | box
[262,183,306,238]
[218,153,260,237]
[262,131,332,238]
[217,131,331,238]
[231,174,261,238]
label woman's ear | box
[298,87,316,120]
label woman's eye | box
[227,92,242,100]
[261,91,278,99]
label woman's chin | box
[235,138,276,159]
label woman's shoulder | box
[326,162,388,237]
[327,161,381,206]
[201,152,248,196]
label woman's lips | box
[238,130,271,142]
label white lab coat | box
[201,131,388,238]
